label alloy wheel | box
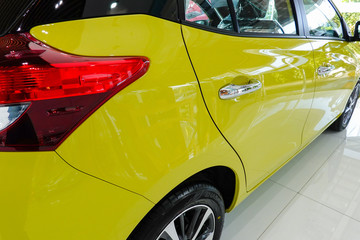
[156,205,216,240]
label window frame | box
[297,0,350,41]
[179,0,306,38]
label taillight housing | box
[0,33,149,151]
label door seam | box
[180,24,248,189]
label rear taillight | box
[0,33,149,151]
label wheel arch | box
[161,166,237,210]
[128,166,238,239]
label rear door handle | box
[317,64,335,76]
[219,79,262,100]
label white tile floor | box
[223,101,360,240]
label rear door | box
[182,0,316,190]
[300,0,359,143]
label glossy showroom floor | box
[223,100,360,240]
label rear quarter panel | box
[0,152,153,240]
[30,15,246,207]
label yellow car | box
[0,0,359,239]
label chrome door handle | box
[317,64,335,76]
[219,79,262,100]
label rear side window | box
[10,0,178,35]
[185,0,235,31]
[184,0,297,35]
[232,0,297,34]
[0,0,34,36]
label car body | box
[0,0,359,239]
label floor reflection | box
[223,100,360,240]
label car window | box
[0,0,35,36]
[185,0,235,31]
[231,0,297,34]
[10,0,178,35]
[303,0,343,38]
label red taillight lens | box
[0,33,149,151]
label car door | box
[182,0,316,190]
[300,0,359,143]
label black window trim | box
[227,0,240,32]
[178,0,307,39]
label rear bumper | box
[0,151,153,240]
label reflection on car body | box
[0,0,359,239]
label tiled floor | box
[223,101,360,240]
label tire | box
[128,184,225,240]
[330,82,360,131]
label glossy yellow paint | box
[303,39,359,143]
[0,151,153,240]
[182,26,316,190]
[28,14,360,239]
[30,15,247,208]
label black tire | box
[128,183,225,240]
[330,82,360,131]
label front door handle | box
[219,79,262,100]
[318,64,335,76]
